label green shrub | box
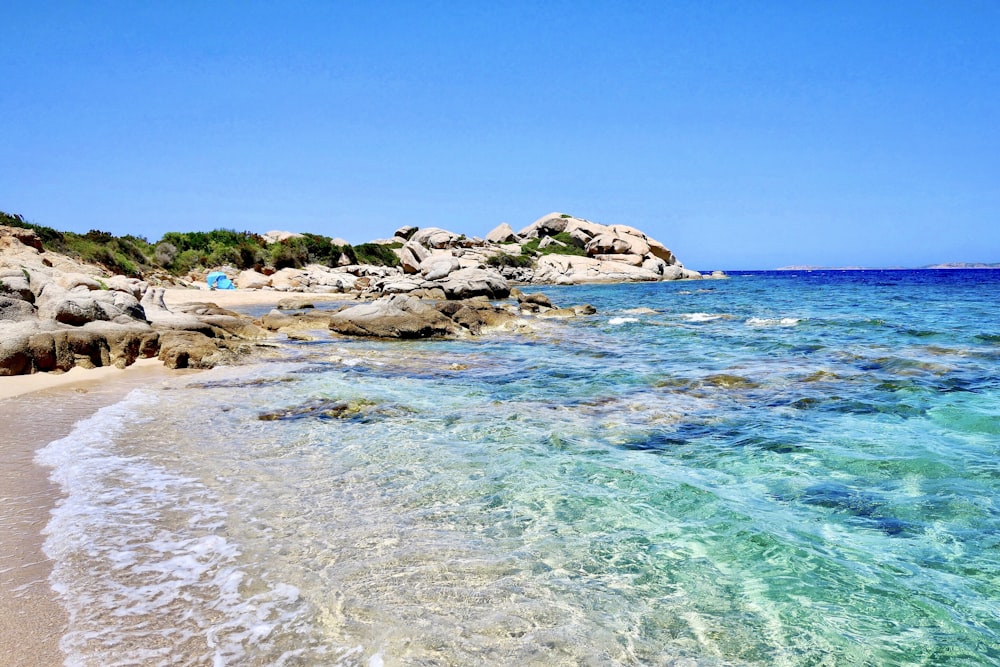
[521,232,586,257]
[1,211,66,248]
[487,252,534,269]
[353,243,400,267]
[172,248,206,274]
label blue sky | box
[3,1,998,269]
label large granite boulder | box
[435,299,520,335]
[399,241,431,274]
[236,269,271,289]
[0,270,34,302]
[534,255,662,284]
[0,296,36,321]
[157,330,228,369]
[409,227,459,249]
[328,295,460,339]
[420,255,462,281]
[395,225,419,240]
[485,223,519,244]
[437,267,510,300]
[269,267,308,291]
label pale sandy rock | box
[537,307,579,319]
[585,234,631,256]
[141,287,215,333]
[395,225,419,240]
[534,255,662,284]
[538,236,567,250]
[277,297,315,310]
[410,227,459,249]
[236,269,271,289]
[566,228,591,248]
[399,241,431,274]
[328,295,460,339]
[106,275,148,299]
[421,255,462,281]
[563,218,606,238]
[380,277,432,294]
[642,257,668,275]
[0,225,44,251]
[269,267,307,290]
[518,212,572,238]
[91,290,146,323]
[0,273,33,302]
[303,268,357,292]
[262,230,304,244]
[618,233,651,257]
[0,296,36,321]
[56,272,103,291]
[594,253,644,267]
[437,267,510,300]
[608,224,649,238]
[646,239,677,265]
[486,223,518,244]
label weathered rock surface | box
[486,223,518,244]
[328,295,460,339]
[0,227,268,375]
[1,207,724,375]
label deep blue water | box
[37,270,1000,665]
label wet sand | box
[0,287,335,664]
[0,361,181,666]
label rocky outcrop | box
[195,213,708,303]
[1,208,721,375]
[486,223,518,244]
[381,213,718,290]
[327,295,461,339]
[0,226,268,375]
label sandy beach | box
[0,287,310,665]
[160,286,352,310]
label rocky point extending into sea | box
[0,212,724,376]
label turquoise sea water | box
[37,270,1000,666]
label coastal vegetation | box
[0,210,400,277]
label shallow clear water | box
[38,271,1000,666]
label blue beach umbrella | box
[206,271,235,290]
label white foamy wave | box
[608,317,640,325]
[35,390,322,666]
[678,312,728,322]
[745,317,801,327]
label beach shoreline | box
[0,358,190,665]
[0,287,322,664]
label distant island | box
[923,262,1000,269]
[775,263,1000,270]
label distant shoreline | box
[771,264,1000,271]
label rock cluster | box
[1,211,721,376]
[260,289,596,340]
[0,225,266,376]
[214,212,718,301]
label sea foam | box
[35,390,321,666]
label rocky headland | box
[1,212,723,376]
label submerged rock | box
[257,397,398,422]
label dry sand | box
[161,286,352,310]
